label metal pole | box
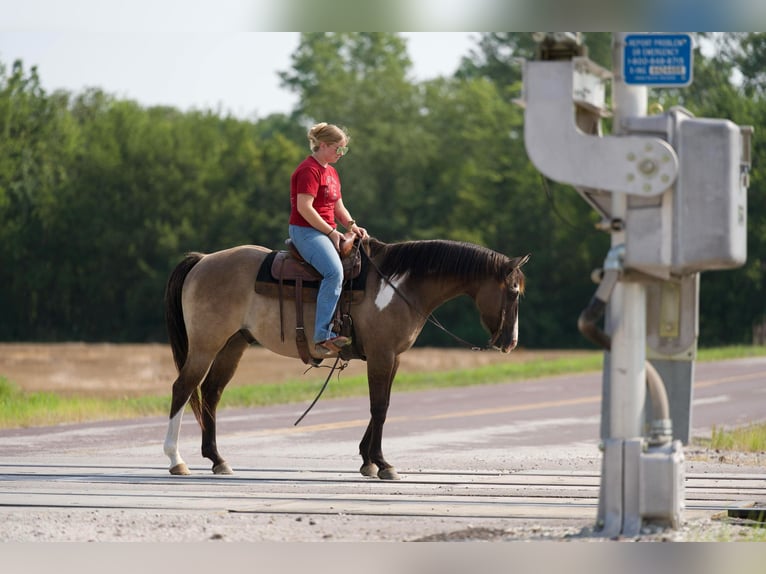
[608,32,647,439]
[597,32,650,536]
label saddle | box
[254,233,364,366]
[274,234,361,284]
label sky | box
[0,32,477,120]
[2,0,755,122]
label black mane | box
[369,239,510,282]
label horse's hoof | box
[169,463,190,476]
[360,463,379,477]
[213,462,233,475]
[378,467,400,480]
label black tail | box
[164,252,204,372]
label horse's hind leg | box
[163,355,213,475]
[199,331,251,475]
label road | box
[0,356,765,542]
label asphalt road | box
[1,356,765,542]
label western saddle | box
[267,233,362,365]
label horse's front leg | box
[199,332,250,474]
[359,354,400,480]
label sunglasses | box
[334,145,349,156]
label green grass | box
[0,352,604,429]
[219,352,607,407]
[0,376,169,428]
[1,345,765,430]
[704,423,766,452]
[697,345,766,362]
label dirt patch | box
[0,343,587,399]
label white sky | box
[0,32,478,120]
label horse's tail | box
[164,252,204,372]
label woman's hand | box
[328,229,342,251]
[349,223,368,239]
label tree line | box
[1,33,764,348]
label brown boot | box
[315,336,352,355]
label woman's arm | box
[296,193,333,234]
[296,193,343,248]
[335,198,368,239]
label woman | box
[289,122,369,355]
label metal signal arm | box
[522,58,679,198]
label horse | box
[162,237,529,480]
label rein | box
[363,246,507,352]
[294,355,345,425]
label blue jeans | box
[288,224,344,343]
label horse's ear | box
[512,253,531,269]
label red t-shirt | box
[289,156,342,228]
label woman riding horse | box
[289,122,368,355]
[163,237,528,479]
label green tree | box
[0,60,307,341]
[0,61,79,339]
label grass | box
[0,345,765,430]
[0,352,605,429]
[0,376,169,428]
[696,345,766,362]
[704,423,766,452]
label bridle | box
[486,286,510,350]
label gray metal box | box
[639,440,684,527]
[673,118,748,274]
[624,110,750,276]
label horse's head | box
[477,253,530,353]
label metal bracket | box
[522,59,679,197]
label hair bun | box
[307,122,349,152]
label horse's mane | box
[367,238,511,282]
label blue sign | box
[624,33,693,86]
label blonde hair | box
[307,122,349,152]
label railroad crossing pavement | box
[1,460,764,523]
[1,432,765,542]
